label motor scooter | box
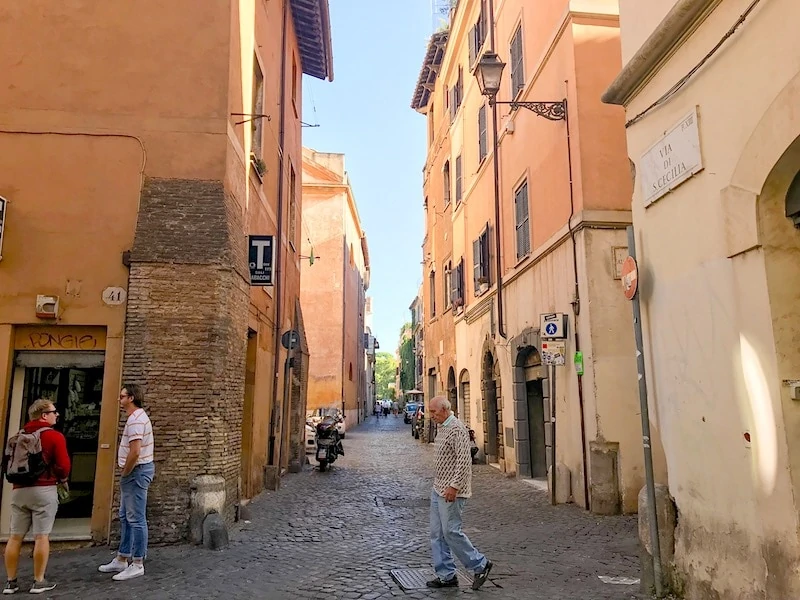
[315,415,344,471]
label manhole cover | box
[390,568,471,590]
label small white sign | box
[540,313,567,339]
[640,107,703,206]
[102,287,127,305]
[542,341,566,366]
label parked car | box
[403,402,419,424]
[307,407,346,438]
[305,420,316,453]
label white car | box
[305,422,316,453]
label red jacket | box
[13,421,71,489]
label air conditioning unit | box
[35,295,59,319]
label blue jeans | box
[430,489,487,580]
[118,462,155,561]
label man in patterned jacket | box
[426,395,493,590]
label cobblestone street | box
[35,416,644,599]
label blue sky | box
[302,0,435,354]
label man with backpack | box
[3,398,70,594]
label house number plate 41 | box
[102,287,127,305]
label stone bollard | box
[202,511,229,550]
[555,463,572,503]
[638,484,677,595]
[189,475,226,546]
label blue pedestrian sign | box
[540,313,567,339]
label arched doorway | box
[446,367,457,417]
[459,369,471,427]
[513,346,546,479]
[481,350,502,463]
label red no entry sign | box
[621,256,638,300]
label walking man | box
[3,398,70,594]
[426,395,492,590]
[98,384,154,581]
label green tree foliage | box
[399,337,415,392]
[375,352,397,400]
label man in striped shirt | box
[97,384,155,582]
[427,395,493,590]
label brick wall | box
[121,178,250,543]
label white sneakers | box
[98,558,145,581]
[98,558,127,573]
[112,564,144,581]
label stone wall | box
[121,177,250,543]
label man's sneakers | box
[2,580,18,595]
[29,580,56,594]
[98,558,128,573]
[112,563,145,581]
[426,575,459,588]
[472,560,493,590]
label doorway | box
[1,352,104,540]
[526,379,547,478]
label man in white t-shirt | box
[97,384,155,581]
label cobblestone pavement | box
[30,415,645,599]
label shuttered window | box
[473,226,491,295]
[510,25,524,98]
[478,104,487,163]
[455,155,463,205]
[515,180,530,259]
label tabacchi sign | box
[248,235,274,285]
[640,108,703,207]
[0,196,7,260]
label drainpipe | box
[563,85,590,510]
[487,0,506,339]
[269,0,290,466]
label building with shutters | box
[0,0,332,545]
[411,0,644,514]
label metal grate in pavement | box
[390,568,471,590]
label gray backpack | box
[3,427,52,485]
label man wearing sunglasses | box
[3,399,70,594]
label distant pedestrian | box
[382,399,391,417]
[391,400,399,416]
[3,398,71,594]
[426,395,492,590]
[98,384,154,581]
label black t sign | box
[248,235,274,285]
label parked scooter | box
[315,415,344,471]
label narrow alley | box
[39,417,642,599]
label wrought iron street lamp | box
[473,51,566,121]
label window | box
[428,103,435,145]
[515,180,530,259]
[510,25,525,98]
[478,105,488,163]
[252,55,264,160]
[455,155,463,205]
[444,261,452,310]
[473,226,491,295]
[349,363,353,381]
[468,0,488,67]
[451,259,465,312]
[289,163,297,250]
[291,55,299,114]
[443,160,451,205]
[429,271,437,317]
[450,67,463,122]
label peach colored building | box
[412,0,643,513]
[604,0,800,596]
[0,0,331,544]
[301,149,370,427]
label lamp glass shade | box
[473,51,506,97]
